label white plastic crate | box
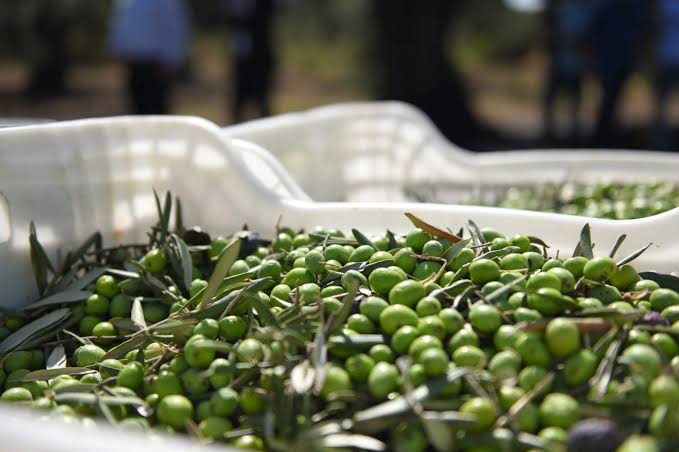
[1,115,679,451]
[223,101,679,203]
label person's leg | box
[153,63,170,115]
[128,61,145,114]
[543,63,560,139]
[593,68,628,145]
[129,61,170,115]
[654,66,674,150]
[231,58,249,122]
[255,57,274,118]
[565,75,583,143]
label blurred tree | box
[372,0,484,147]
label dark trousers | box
[128,61,170,115]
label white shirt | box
[108,0,190,66]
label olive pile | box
[493,181,679,219]
[482,182,679,220]
[1,199,678,452]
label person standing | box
[223,0,276,122]
[108,0,190,114]
[654,0,679,150]
[542,0,591,143]
[590,0,647,146]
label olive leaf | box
[386,230,398,249]
[405,213,462,243]
[608,234,627,258]
[291,360,316,394]
[577,223,594,259]
[169,233,193,292]
[422,417,456,452]
[131,297,146,329]
[102,334,147,360]
[466,219,485,248]
[152,189,172,244]
[485,273,528,303]
[352,228,377,249]
[527,236,550,248]
[174,195,184,234]
[474,246,520,261]
[320,259,391,286]
[24,289,93,311]
[354,368,470,424]
[328,334,386,348]
[105,268,140,279]
[638,272,679,292]
[55,392,147,407]
[430,280,473,301]
[616,242,653,266]
[18,367,94,382]
[59,231,102,275]
[46,345,66,369]
[327,283,360,335]
[62,267,107,292]
[591,327,628,400]
[148,319,196,335]
[199,238,241,311]
[0,307,70,354]
[317,434,386,451]
[443,238,471,263]
[29,221,55,296]
[249,290,278,327]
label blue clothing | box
[552,1,593,76]
[660,0,679,66]
[108,0,190,66]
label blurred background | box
[0,0,676,151]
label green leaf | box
[102,334,147,360]
[430,280,473,300]
[199,239,241,310]
[171,234,193,292]
[24,289,93,311]
[328,284,359,335]
[153,189,172,244]
[328,334,386,348]
[18,367,94,382]
[0,308,70,354]
[422,416,456,452]
[354,368,470,424]
[386,230,398,250]
[148,319,196,335]
[475,246,520,261]
[29,221,54,295]
[443,238,471,263]
[131,297,146,329]
[608,234,627,258]
[466,219,485,247]
[248,289,278,327]
[485,273,528,302]
[351,228,377,249]
[59,231,102,274]
[578,223,594,259]
[617,242,653,266]
[174,196,184,234]
[639,272,679,292]
[62,267,107,292]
